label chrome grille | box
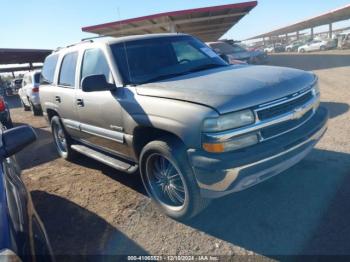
[260,109,313,139]
[257,91,313,120]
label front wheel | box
[320,45,326,51]
[140,139,210,220]
[51,116,76,160]
[299,48,305,53]
[21,98,31,111]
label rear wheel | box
[320,45,326,51]
[3,118,13,129]
[140,139,210,220]
[31,102,43,116]
[51,116,76,160]
[299,48,305,53]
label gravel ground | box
[7,51,350,260]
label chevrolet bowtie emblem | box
[292,106,306,120]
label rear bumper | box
[30,94,41,106]
[188,107,328,198]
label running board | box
[71,144,138,174]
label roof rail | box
[53,39,95,53]
[81,35,108,42]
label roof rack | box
[53,39,96,53]
[81,35,109,42]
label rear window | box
[34,73,40,84]
[58,52,78,87]
[41,54,59,85]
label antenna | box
[117,7,133,85]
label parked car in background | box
[6,79,22,96]
[207,41,267,64]
[298,39,329,53]
[338,33,350,49]
[264,43,285,53]
[0,96,13,129]
[285,41,304,52]
[0,125,54,262]
[40,33,328,220]
[19,71,43,116]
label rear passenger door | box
[75,48,128,157]
[55,51,81,138]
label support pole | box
[168,21,176,33]
[311,27,314,39]
[329,23,333,38]
[297,31,300,40]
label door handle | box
[76,98,84,107]
[55,96,61,103]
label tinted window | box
[81,49,111,83]
[34,73,40,84]
[111,36,227,85]
[59,52,78,87]
[41,54,59,85]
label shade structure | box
[247,4,350,40]
[82,1,257,42]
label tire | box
[21,99,31,111]
[3,118,13,129]
[140,139,210,220]
[51,116,76,160]
[31,102,43,116]
[286,48,292,52]
[320,45,326,51]
[299,48,305,53]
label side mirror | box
[81,74,116,92]
[0,125,37,158]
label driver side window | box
[81,48,113,87]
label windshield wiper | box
[188,63,227,73]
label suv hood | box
[136,65,315,114]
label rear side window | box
[34,73,40,84]
[58,52,78,87]
[41,54,59,85]
[81,49,111,83]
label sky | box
[1,0,350,49]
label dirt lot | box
[7,50,350,259]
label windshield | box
[111,36,228,85]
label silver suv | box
[39,34,328,220]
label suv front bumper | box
[187,107,328,198]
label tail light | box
[0,97,6,112]
[32,86,39,93]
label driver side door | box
[75,48,130,158]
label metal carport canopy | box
[0,48,52,65]
[82,1,257,42]
[246,4,350,40]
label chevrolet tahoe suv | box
[39,34,328,220]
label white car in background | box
[298,40,329,53]
[18,71,43,116]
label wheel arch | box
[132,126,185,160]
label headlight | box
[203,109,255,132]
[312,80,320,96]
[203,132,259,153]
[0,249,22,262]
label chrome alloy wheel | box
[145,153,187,211]
[53,122,67,154]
